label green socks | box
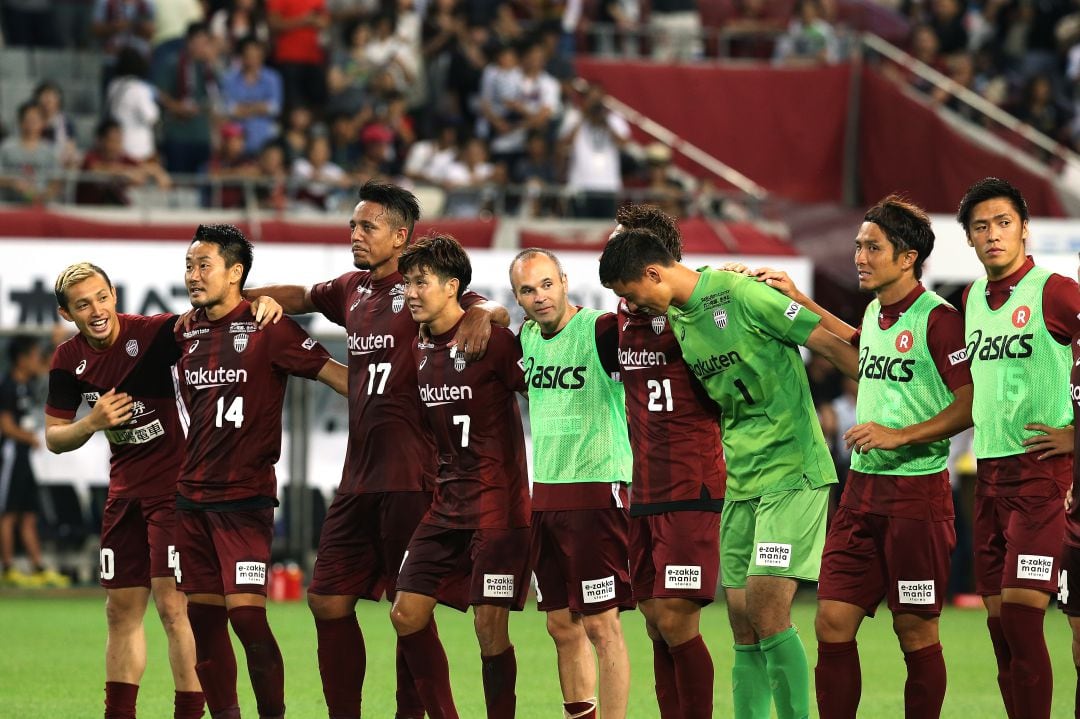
[760,626,811,719]
[732,642,772,719]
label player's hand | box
[417,322,433,345]
[87,388,134,431]
[252,296,283,328]
[176,310,196,334]
[719,261,751,274]
[1022,423,1074,460]
[1067,487,1074,512]
[454,308,493,361]
[843,421,906,453]
[749,267,800,299]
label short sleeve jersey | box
[46,314,185,498]
[309,269,489,495]
[0,374,34,465]
[174,301,331,503]
[1068,329,1080,547]
[616,300,725,512]
[668,268,837,500]
[413,320,529,530]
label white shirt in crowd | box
[559,107,630,193]
[105,76,161,161]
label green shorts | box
[720,483,830,588]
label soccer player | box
[1058,258,1080,717]
[957,177,1079,719]
[173,224,347,719]
[46,262,213,719]
[732,197,973,717]
[610,205,725,719]
[240,180,508,719]
[389,234,530,719]
[510,248,632,719]
[598,230,856,719]
[2,335,67,588]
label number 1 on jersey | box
[215,397,245,428]
[367,362,391,395]
[734,378,756,405]
[453,414,471,447]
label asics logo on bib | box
[348,333,394,354]
[527,364,587,390]
[966,329,1034,361]
[858,347,915,382]
[687,351,741,379]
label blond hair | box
[54,262,112,309]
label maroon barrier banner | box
[857,68,1064,217]
[575,59,852,203]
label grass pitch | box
[1,591,1076,717]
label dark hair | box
[114,46,149,79]
[614,204,683,260]
[357,180,421,244]
[8,335,40,365]
[398,233,472,299]
[237,34,264,56]
[17,100,40,123]
[95,118,121,140]
[863,194,935,279]
[186,21,210,41]
[33,80,62,106]
[191,224,254,288]
[598,228,676,285]
[956,177,1029,234]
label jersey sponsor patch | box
[784,302,801,321]
[483,574,515,598]
[897,580,935,605]
[948,348,968,366]
[664,565,702,590]
[1016,554,1054,581]
[755,542,792,568]
[103,419,165,445]
[236,561,267,585]
[582,575,616,603]
[895,330,914,353]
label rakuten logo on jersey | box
[687,351,741,379]
[619,347,667,370]
[348,333,394,355]
[528,365,587,390]
[420,383,474,405]
[184,366,249,388]
[966,329,1034,361]
[858,347,915,382]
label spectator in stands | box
[0,336,68,589]
[421,0,463,113]
[354,121,399,180]
[650,0,702,61]
[268,0,330,111]
[928,0,967,55]
[209,123,259,208]
[326,19,379,115]
[93,0,156,87]
[511,129,557,216]
[1016,72,1073,149]
[597,0,642,57]
[558,83,630,218]
[210,0,270,57]
[1,0,60,47]
[364,11,420,95]
[282,105,316,165]
[440,134,496,216]
[477,43,523,149]
[33,82,80,169]
[104,46,160,163]
[725,0,787,59]
[77,118,172,205]
[328,112,363,170]
[150,0,204,74]
[490,41,561,166]
[55,0,96,49]
[382,90,417,158]
[155,22,219,175]
[403,119,460,186]
[774,0,840,66]
[0,102,61,204]
[640,141,688,218]
[292,133,349,209]
[490,1,525,48]
[328,0,380,35]
[445,21,492,128]
[255,141,290,210]
[222,36,284,156]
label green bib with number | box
[965,265,1072,459]
[668,268,836,500]
[852,290,955,475]
[520,307,632,485]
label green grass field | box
[1,591,1076,718]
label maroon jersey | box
[1069,330,1080,547]
[309,269,487,494]
[963,257,1079,496]
[46,313,185,498]
[414,320,529,529]
[174,301,331,503]
[616,301,725,513]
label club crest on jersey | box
[233,333,249,353]
[713,309,728,329]
[454,353,467,372]
[652,315,666,334]
[125,339,139,357]
[391,283,406,313]
[76,359,87,375]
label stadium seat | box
[0,48,32,80]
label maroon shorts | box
[531,508,633,615]
[174,507,274,596]
[308,491,432,601]
[1059,543,1080,616]
[396,523,532,612]
[818,508,955,617]
[629,510,720,604]
[99,493,178,589]
[974,493,1064,596]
